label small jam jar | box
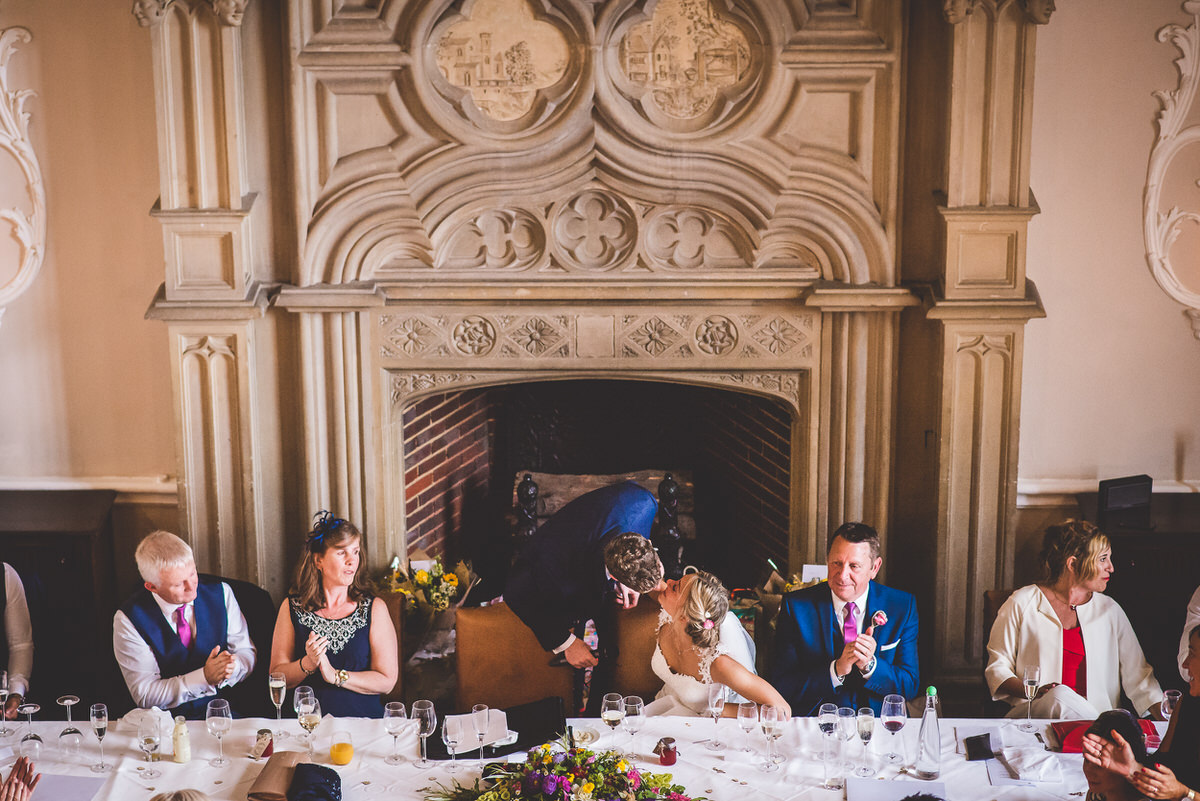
[652,737,677,766]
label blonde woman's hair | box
[135,531,194,586]
[1040,519,1110,584]
[680,570,730,651]
[150,791,213,801]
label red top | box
[1061,626,1087,694]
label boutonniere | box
[871,610,888,628]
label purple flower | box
[524,772,543,794]
[542,774,558,795]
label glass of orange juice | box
[330,730,353,765]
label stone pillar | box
[140,0,283,591]
[923,0,1048,684]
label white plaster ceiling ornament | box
[0,27,44,330]
[1147,1,1200,340]
[131,0,248,27]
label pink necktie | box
[843,601,858,644]
[176,606,193,649]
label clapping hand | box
[1081,730,1139,778]
[1,757,40,801]
[203,646,236,687]
[1131,763,1186,800]
[305,631,335,681]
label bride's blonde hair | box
[680,570,730,650]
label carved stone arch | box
[302,173,432,285]
[411,0,593,139]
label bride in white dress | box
[646,570,791,717]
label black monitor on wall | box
[1097,474,1153,531]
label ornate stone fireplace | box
[141,0,1048,688]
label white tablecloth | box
[0,714,1154,801]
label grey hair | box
[135,531,195,587]
[150,791,214,801]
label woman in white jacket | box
[985,519,1164,720]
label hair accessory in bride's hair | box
[702,618,715,629]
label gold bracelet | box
[300,656,315,674]
[335,669,349,688]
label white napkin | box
[443,709,509,747]
[117,706,174,735]
[1000,747,1062,782]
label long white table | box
[0,714,1151,800]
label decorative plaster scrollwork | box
[0,27,44,329]
[1147,2,1200,340]
[710,371,803,409]
[643,207,753,270]
[391,372,479,406]
[552,190,637,271]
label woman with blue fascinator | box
[269,512,397,718]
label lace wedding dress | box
[646,609,758,716]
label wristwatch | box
[335,669,349,688]
[1184,789,1196,801]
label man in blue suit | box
[504,481,659,713]
[772,522,919,715]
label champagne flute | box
[17,703,40,760]
[600,693,624,752]
[268,672,288,740]
[880,694,905,764]
[1020,665,1041,733]
[57,695,82,757]
[412,699,436,769]
[296,696,322,758]
[206,698,232,767]
[620,696,644,753]
[441,717,463,773]
[471,704,489,768]
[758,704,783,772]
[90,703,111,773]
[0,671,11,738]
[855,707,876,777]
[837,706,856,771]
[705,683,725,750]
[137,716,163,779]
[817,702,837,735]
[737,701,757,752]
[293,686,314,745]
[1163,689,1182,721]
[384,702,407,765]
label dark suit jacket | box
[772,579,920,714]
[504,481,657,652]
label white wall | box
[1021,0,1200,494]
[0,0,174,492]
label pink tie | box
[843,601,858,645]
[176,606,193,649]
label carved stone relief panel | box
[376,306,818,366]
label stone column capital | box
[132,0,249,28]
[1018,0,1055,25]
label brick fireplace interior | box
[401,379,792,592]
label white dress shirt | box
[1180,584,1200,680]
[112,582,255,710]
[829,587,877,687]
[3,564,33,698]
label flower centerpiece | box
[423,741,704,801]
[392,555,469,613]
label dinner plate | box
[572,726,600,745]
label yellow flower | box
[617,760,627,772]
[415,569,430,586]
[444,573,458,586]
[582,783,595,794]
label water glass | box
[837,706,856,770]
[818,702,837,735]
[413,699,436,769]
[705,683,726,750]
[822,729,845,790]
[384,702,407,765]
[137,716,163,779]
[206,698,232,767]
[441,717,463,773]
[600,693,624,752]
[737,701,757,752]
[472,704,490,768]
[620,696,644,752]
[17,703,41,761]
[57,695,82,757]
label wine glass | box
[268,672,288,740]
[441,717,463,773]
[818,702,837,735]
[296,696,322,758]
[737,701,757,752]
[880,694,906,764]
[293,686,314,745]
[1163,689,1183,721]
[855,707,876,777]
[1020,665,1041,732]
[384,702,407,765]
[0,672,11,738]
[471,704,489,768]
[600,693,624,752]
[412,700,436,769]
[621,696,644,753]
[206,698,232,767]
[704,683,725,750]
[758,704,783,772]
[57,695,82,756]
[137,716,163,779]
[837,706,856,771]
[17,703,41,760]
[89,703,111,773]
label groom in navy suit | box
[772,522,919,715]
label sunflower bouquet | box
[423,740,703,801]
